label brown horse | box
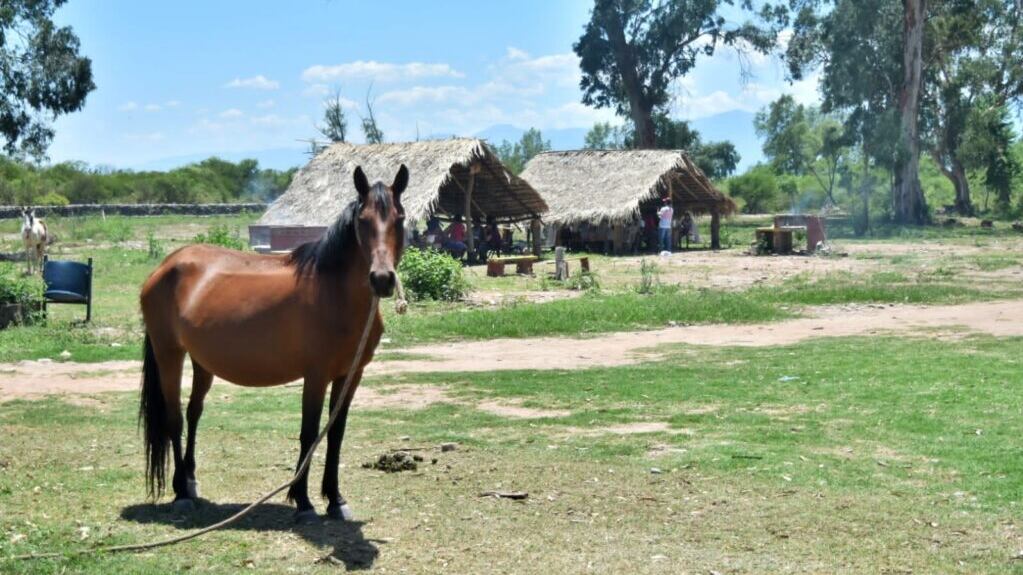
[139,164,407,522]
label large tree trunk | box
[893,0,928,225]
[949,159,972,216]
[629,104,656,149]
[599,5,657,149]
[930,150,973,216]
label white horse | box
[20,208,48,275]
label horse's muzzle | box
[369,270,396,297]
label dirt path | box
[1,298,1021,401]
[373,298,1023,374]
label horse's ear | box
[353,166,370,199]
[392,164,409,197]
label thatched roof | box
[520,149,736,225]
[259,139,547,226]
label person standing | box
[657,197,674,253]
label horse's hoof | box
[294,508,320,525]
[185,479,200,499]
[172,498,196,514]
[326,503,354,521]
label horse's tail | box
[139,333,168,498]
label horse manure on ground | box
[363,451,424,473]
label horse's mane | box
[287,183,394,276]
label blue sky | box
[47,0,819,170]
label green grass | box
[384,271,999,346]
[385,288,790,346]
[1,212,1021,363]
[2,335,1023,572]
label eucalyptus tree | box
[786,0,928,224]
[754,95,849,205]
[575,0,784,148]
[923,0,1023,215]
[0,0,95,159]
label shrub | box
[398,247,470,301]
[0,264,43,307]
[147,231,165,260]
[727,165,783,214]
[193,224,246,250]
[635,259,660,294]
[36,191,70,206]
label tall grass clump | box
[193,224,246,250]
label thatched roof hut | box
[520,149,736,226]
[259,139,547,228]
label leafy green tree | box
[923,0,1023,216]
[585,114,740,179]
[583,122,627,149]
[691,141,741,180]
[0,0,95,159]
[727,164,782,213]
[754,95,849,205]
[786,0,928,224]
[360,90,384,144]
[495,128,551,175]
[575,0,782,148]
[961,102,1019,214]
[318,89,348,143]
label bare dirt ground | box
[2,298,1021,402]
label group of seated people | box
[413,214,507,261]
[556,211,700,255]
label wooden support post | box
[465,163,478,261]
[530,217,541,257]
[612,223,624,255]
[554,246,568,280]
[710,210,721,250]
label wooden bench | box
[487,255,539,277]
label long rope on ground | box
[13,277,408,561]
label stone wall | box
[0,203,266,219]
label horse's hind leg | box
[322,371,362,520]
[288,375,328,523]
[181,359,213,501]
[151,345,190,510]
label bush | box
[193,224,246,250]
[0,264,43,307]
[398,247,470,301]
[727,165,783,213]
[36,191,70,206]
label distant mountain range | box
[131,110,764,174]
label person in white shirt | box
[657,197,674,253]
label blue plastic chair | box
[42,257,93,322]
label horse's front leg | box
[24,245,33,275]
[287,374,328,523]
[322,370,362,520]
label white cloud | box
[124,131,165,142]
[378,85,470,107]
[164,100,181,108]
[119,101,138,112]
[219,108,244,119]
[225,75,280,90]
[301,61,464,83]
[505,46,530,61]
[144,103,162,112]
[256,99,276,109]
[303,83,331,98]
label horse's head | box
[353,164,408,297]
